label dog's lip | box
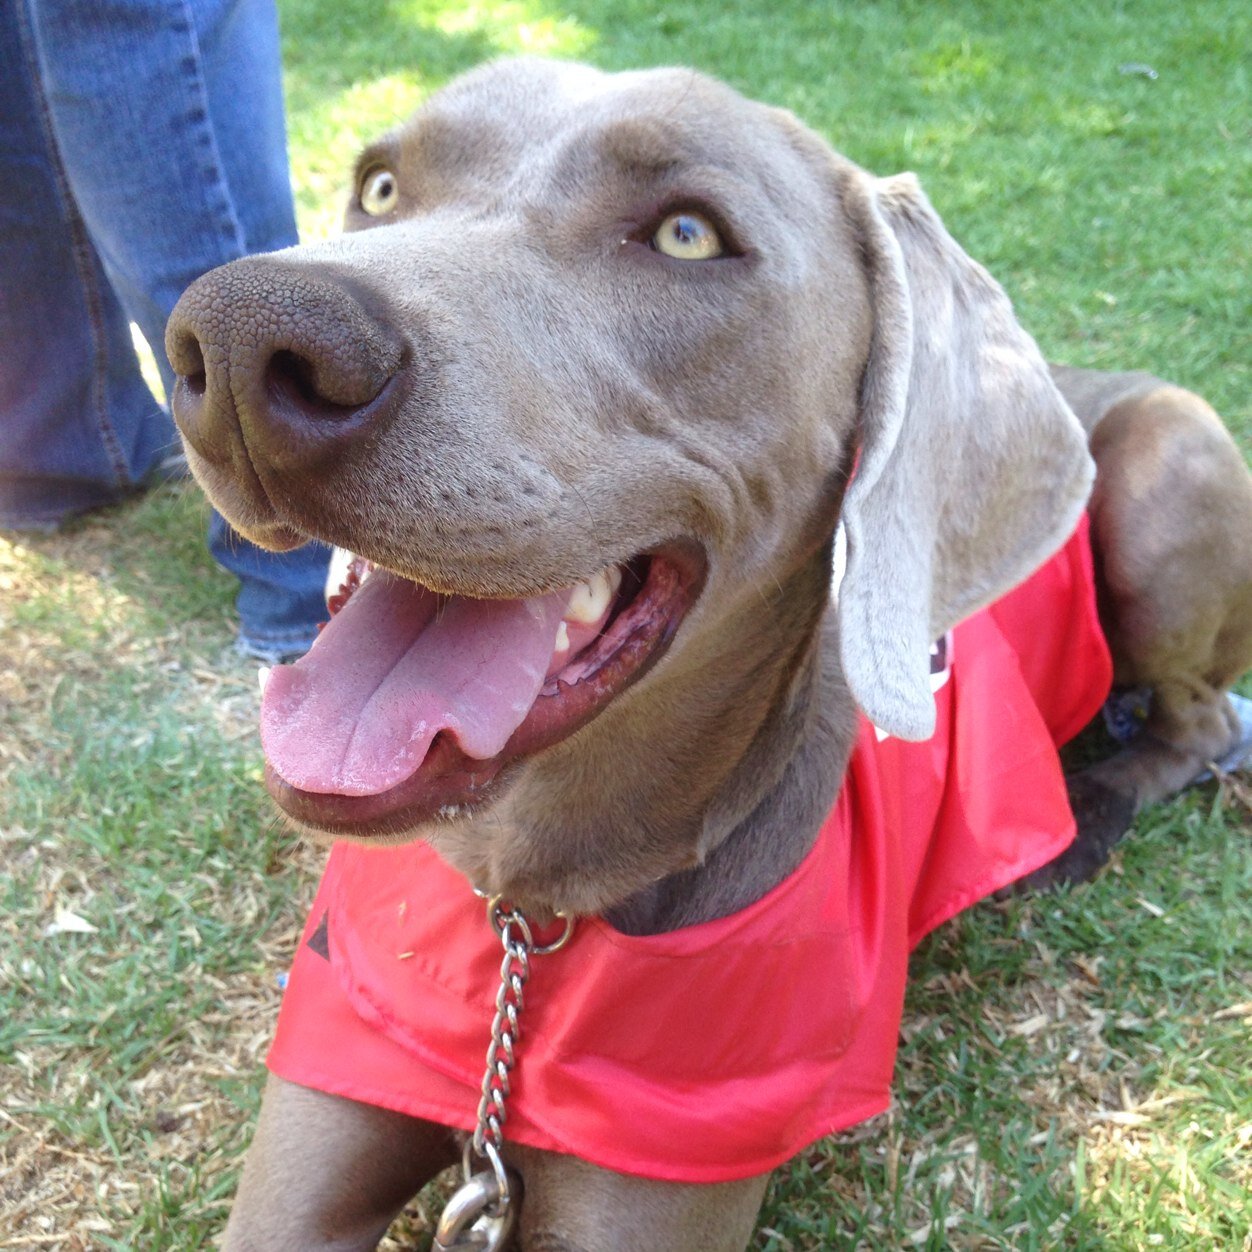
[178,438,314,553]
[176,367,406,559]
[264,540,706,837]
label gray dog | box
[167,58,1252,1252]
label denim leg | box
[0,0,175,529]
[26,0,299,393]
[209,513,330,660]
[25,0,329,652]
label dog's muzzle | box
[166,257,404,501]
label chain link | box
[471,906,529,1170]
[435,897,573,1250]
[467,897,574,1193]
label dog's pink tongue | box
[261,572,570,796]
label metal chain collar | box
[433,895,574,1252]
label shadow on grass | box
[5,483,237,650]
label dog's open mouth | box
[260,546,703,835]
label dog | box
[166,58,1252,1252]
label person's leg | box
[28,0,328,655]
[26,0,297,392]
[0,0,175,531]
[208,514,330,661]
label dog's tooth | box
[257,666,272,696]
[554,621,571,653]
[324,546,356,605]
[565,567,621,624]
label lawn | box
[2,0,1249,1248]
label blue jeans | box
[0,0,328,658]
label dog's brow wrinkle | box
[599,124,687,178]
[611,153,682,181]
[653,70,703,130]
[352,138,398,181]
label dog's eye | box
[359,166,399,216]
[652,212,724,260]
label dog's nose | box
[166,257,403,472]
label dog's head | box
[168,58,1091,915]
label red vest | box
[268,519,1111,1183]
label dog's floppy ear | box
[836,170,1093,740]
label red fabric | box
[268,518,1112,1183]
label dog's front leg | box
[224,1073,458,1252]
[509,1144,771,1252]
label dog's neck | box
[435,541,858,931]
[606,554,857,936]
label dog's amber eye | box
[652,212,724,260]
[359,166,399,216]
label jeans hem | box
[235,629,321,665]
[0,485,132,531]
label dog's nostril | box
[265,349,373,421]
[268,349,318,402]
[167,326,208,393]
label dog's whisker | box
[565,479,610,574]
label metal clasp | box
[432,1147,519,1251]
[486,894,575,956]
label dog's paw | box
[1012,773,1137,892]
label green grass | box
[1,493,305,1246]
[2,0,1249,1247]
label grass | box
[2,0,1249,1247]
